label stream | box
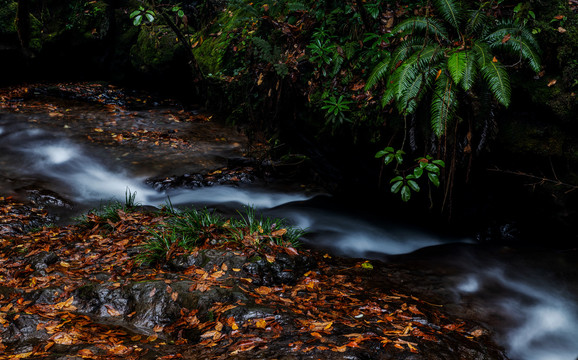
[1,85,577,360]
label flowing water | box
[1,92,577,360]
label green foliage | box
[229,206,306,247]
[130,6,156,26]
[377,149,445,202]
[75,189,139,228]
[137,205,306,264]
[366,0,541,138]
[321,95,353,127]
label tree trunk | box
[15,0,31,51]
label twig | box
[488,167,578,193]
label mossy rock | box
[130,25,181,73]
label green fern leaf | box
[390,41,428,69]
[460,50,478,91]
[366,54,392,90]
[448,51,468,84]
[433,0,462,30]
[409,45,443,70]
[473,41,492,66]
[393,17,449,42]
[465,9,490,36]
[487,25,541,73]
[431,72,457,137]
[481,60,511,107]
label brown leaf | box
[501,34,511,43]
[548,79,557,87]
[171,292,179,302]
[105,304,121,316]
[265,253,276,263]
[255,286,272,295]
[51,332,74,345]
[78,349,94,356]
[558,27,567,33]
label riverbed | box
[1,83,577,360]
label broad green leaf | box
[375,150,387,158]
[408,180,421,192]
[401,185,411,202]
[130,10,140,18]
[413,167,424,178]
[432,159,445,167]
[390,176,404,183]
[133,15,142,26]
[425,164,440,174]
[391,180,404,194]
[383,154,394,165]
[145,13,154,22]
[428,172,440,187]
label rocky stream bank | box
[0,197,506,360]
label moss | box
[192,6,257,76]
[0,0,17,35]
[130,25,181,72]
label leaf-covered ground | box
[0,197,505,359]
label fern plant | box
[365,0,541,137]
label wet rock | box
[147,166,256,191]
[25,251,59,275]
[1,313,52,352]
[73,280,195,333]
[19,187,73,209]
[243,252,316,286]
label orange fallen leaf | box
[105,304,121,316]
[78,349,94,356]
[255,318,267,329]
[255,286,272,295]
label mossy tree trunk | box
[15,0,30,51]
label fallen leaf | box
[548,79,557,87]
[255,286,272,295]
[558,27,567,33]
[78,349,94,356]
[105,304,121,316]
[255,318,267,329]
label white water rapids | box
[1,117,577,360]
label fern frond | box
[431,72,457,137]
[448,50,467,84]
[460,50,478,91]
[472,41,492,66]
[433,0,463,30]
[486,24,541,73]
[393,17,449,42]
[491,37,541,73]
[399,68,437,114]
[389,38,430,69]
[465,9,490,36]
[481,60,511,107]
[398,71,423,114]
[365,54,392,90]
[408,44,444,70]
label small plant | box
[377,149,445,202]
[229,206,306,247]
[137,205,306,264]
[130,6,156,26]
[321,95,353,127]
[75,189,139,228]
